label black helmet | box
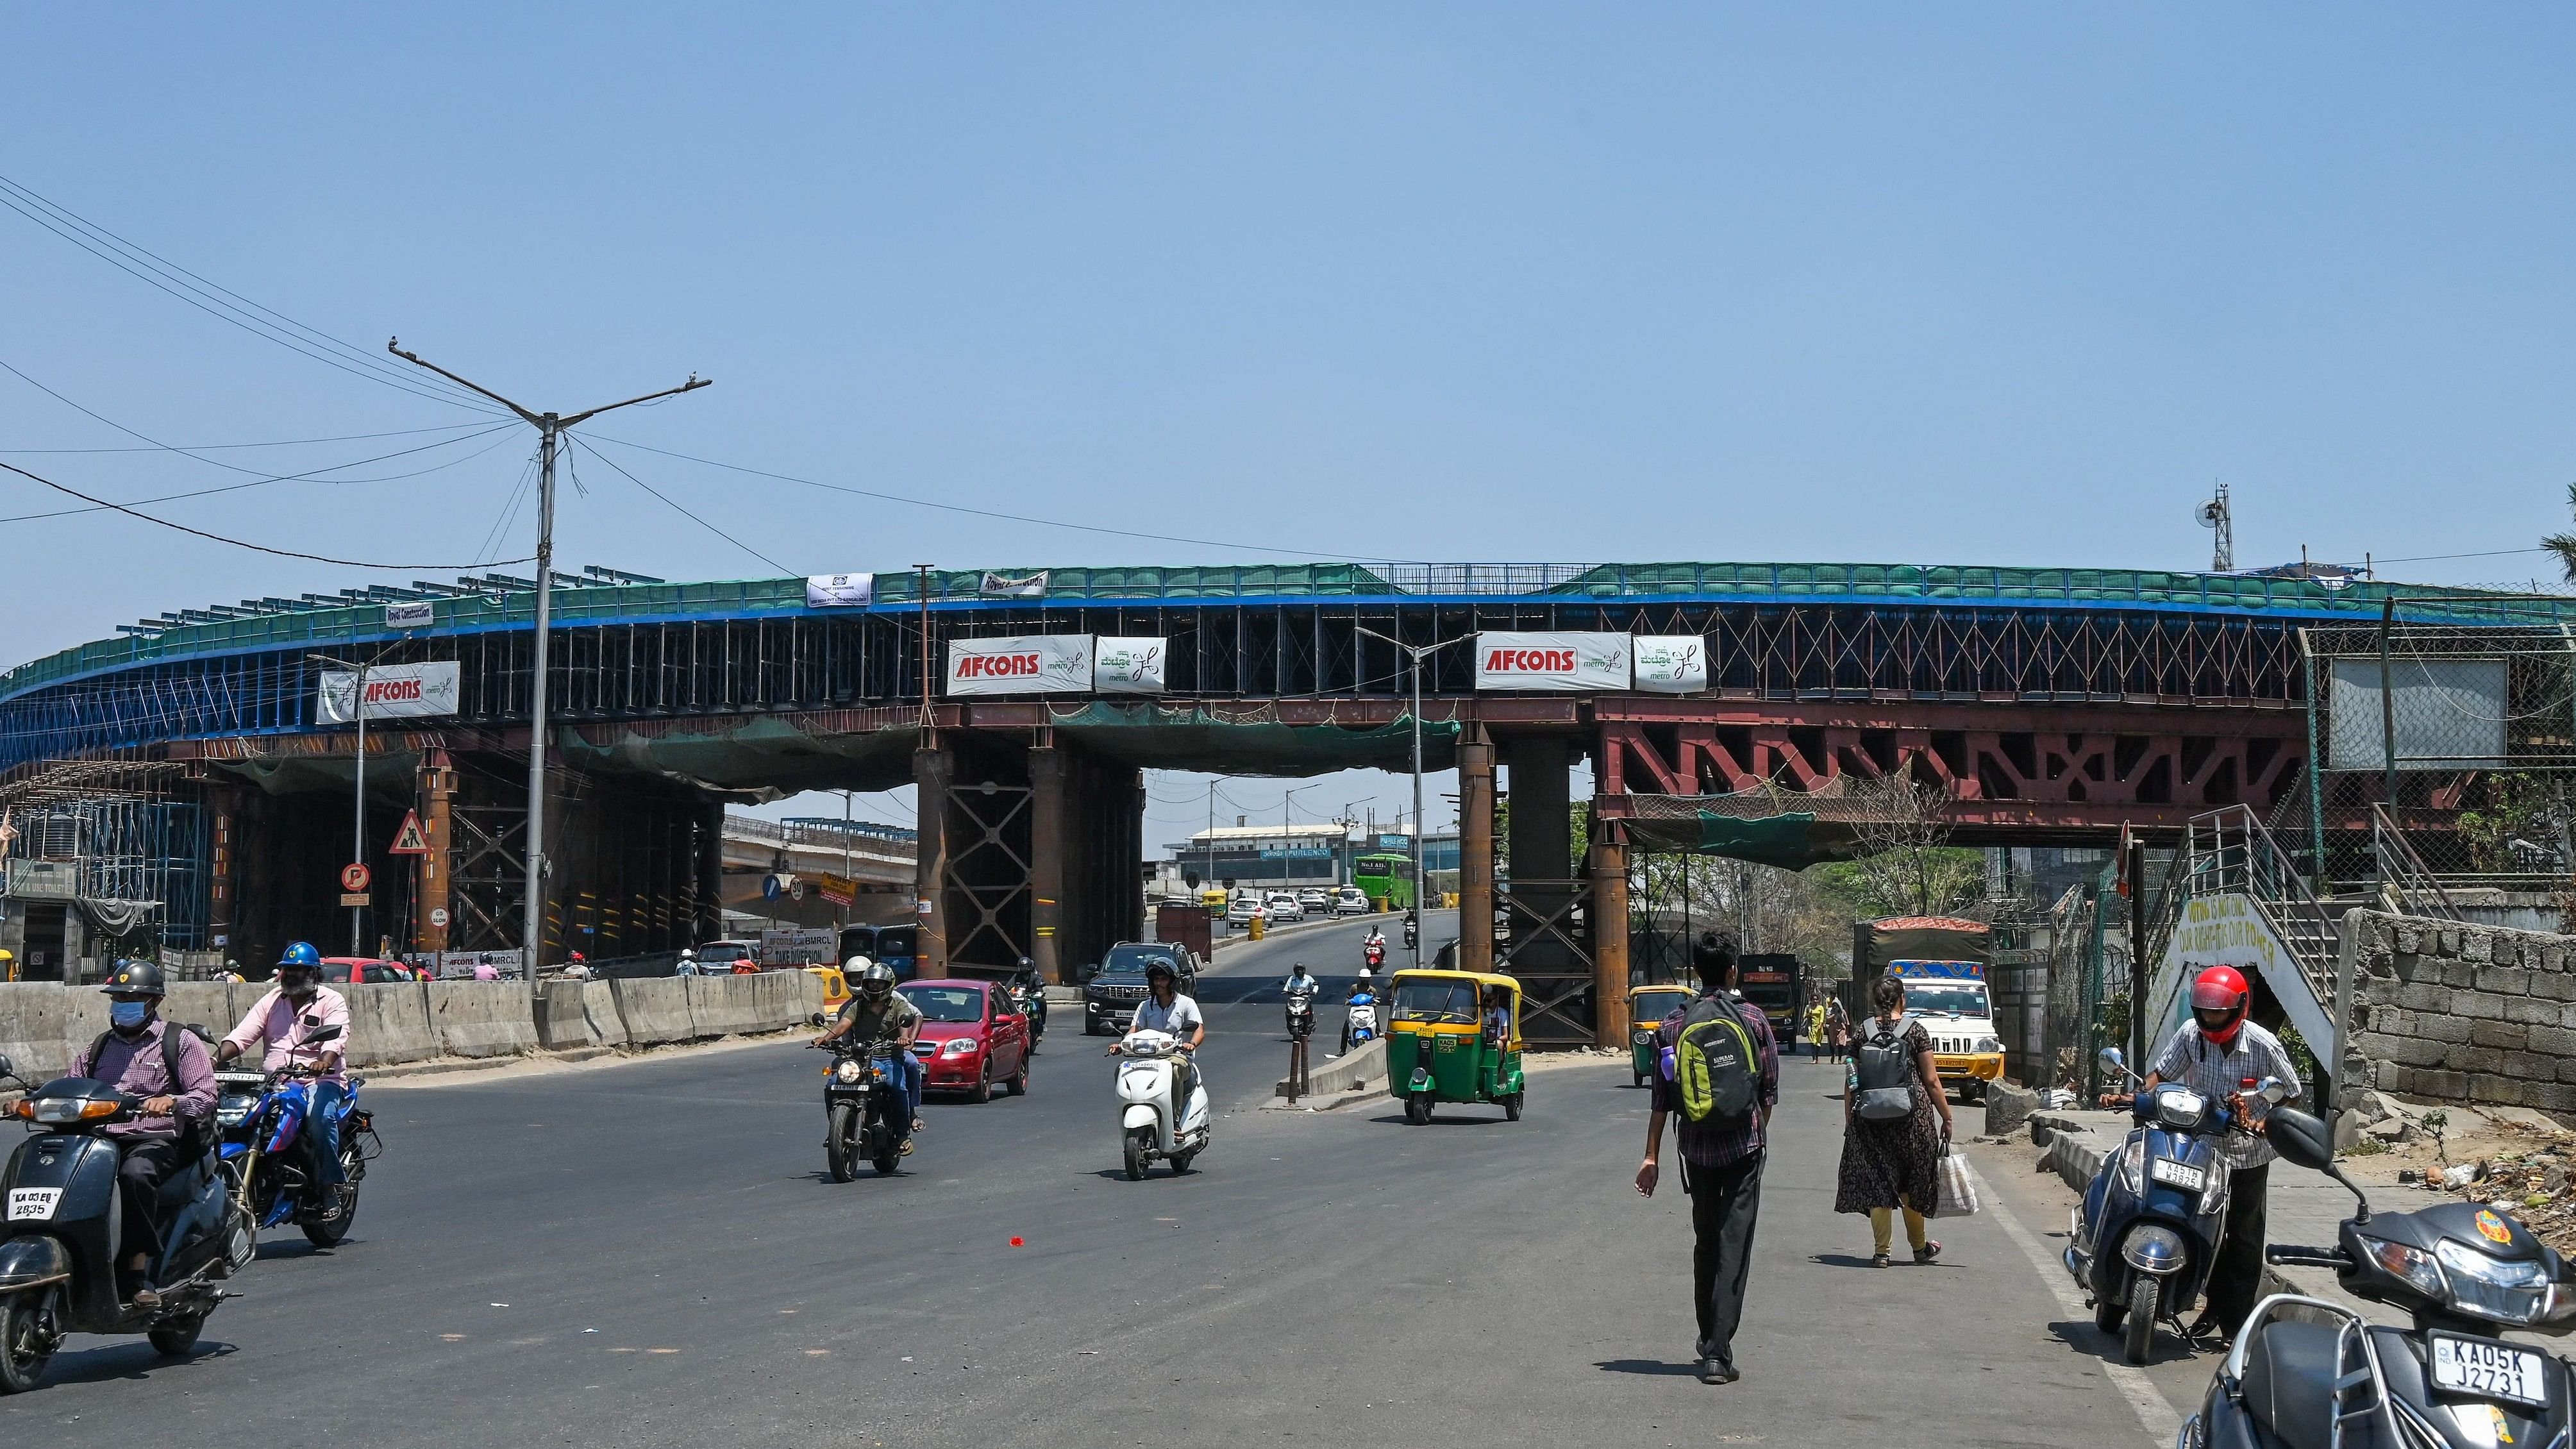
[855,961,898,999]
[1144,960,1178,986]
[101,959,167,998]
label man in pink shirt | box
[216,942,353,1214]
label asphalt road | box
[7,916,2192,1448]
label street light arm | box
[389,340,543,426]
[558,375,713,429]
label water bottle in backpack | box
[1851,1019,1916,1121]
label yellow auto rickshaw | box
[1626,983,1694,1089]
[1385,968,1525,1124]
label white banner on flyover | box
[319,661,462,723]
[805,573,874,607]
[1473,632,1631,692]
[1092,637,1167,694]
[946,634,1094,696]
[1631,635,1709,694]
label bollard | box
[1248,916,1266,941]
[1285,1037,1308,1103]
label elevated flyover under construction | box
[1,561,2563,1045]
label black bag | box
[1852,1019,1916,1122]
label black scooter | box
[811,1026,908,1182]
[1008,970,1048,1052]
[0,1051,245,1392]
[2182,1102,2576,1448]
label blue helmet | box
[278,941,322,970]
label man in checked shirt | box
[2100,964,2301,1346]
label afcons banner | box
[1473,632,1631,692]
[946,635,1094,695]
[1092,637,1167,694]
[319,661,462,723]
[1631,635,1708,694]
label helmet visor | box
[2189,978,2245,1014]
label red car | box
[321,957,417,985]
[894,978,1031,1103]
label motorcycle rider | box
[674,948,700,977]
[217,941,355,1216]
[72,960,216,1308]
[1280,959,1319,1038]
[2096,964,2302,1344]
[812,959,924,1150]
[1110,960,1205,1112]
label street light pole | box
[1354,626,1457,972]
[312,647,396,957]
[387,342,708,993]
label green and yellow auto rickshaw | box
[1385,968,1525,1124]
[1626,983,1694,1088]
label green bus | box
[1353,853,1417,910]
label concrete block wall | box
[2343,909,2576,1112]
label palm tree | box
[2546,483,2576,582]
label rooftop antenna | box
[2194,482,2234,572]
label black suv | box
[1082,942,1203,1036]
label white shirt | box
[2148,1019,2302,1171]
[1132,993,1204,1039]
[1282,973,1318,996]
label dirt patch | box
[2341,1102,2576,1255]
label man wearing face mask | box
[217,942,355,1214]
[71,960,217,1308]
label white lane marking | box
[1958,1155,2183,1447]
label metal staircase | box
[2143,806,2343,1066]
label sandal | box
[1870,1252,1891,1269]
[1914,1241,1942,1264]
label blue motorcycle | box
[2064,1047,2244,1364]
[214,1027,378,1250]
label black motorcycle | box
[0,1052,247,1391]
[2181,1101,2576,1448]
[814,1034,907,1182]
[1008,971,1048,1051]
[1284,987,1316,1043]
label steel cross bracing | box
[0,599,2322,775]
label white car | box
[1226,896,1264,926]
[1296,889,1330,913]
[1330,887,1371,916]
[1264,892,1304,922]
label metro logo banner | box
[1092,637,1167,694]
[1632,635,1708,694]
[318,662,462,723]
[1473,632,1631,692]
[946,634,1094,696]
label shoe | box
[1914,1241,1941,1264]
[898,1138,915,1157]
[319,1185,349,1221]
[1871,1252,1891,1269]
[130,1286,162,1311]
[912,1117,926,1133]
[1698,1357,1738,1384]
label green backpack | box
[1673,996,1759,1125]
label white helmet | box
[842,953,876,975]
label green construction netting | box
[1048,701,1460,776]
[1621,809,1830,870]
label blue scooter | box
[2064,1046,2241,1364]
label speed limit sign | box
[429,907,449,928]
[340,862,371,893]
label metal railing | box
[2169,805,2344,1044]
[721,814,916,865]
[2369,804,2463,921]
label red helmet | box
[2189,965,2251,1046]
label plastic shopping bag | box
[1933,1146,1980,1219]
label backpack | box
[84,1023,212,1159]
[1673,996,1760,1125]
[1852,1018,1916,1122]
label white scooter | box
[1114,1028,1211,1180]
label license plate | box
[2149,1158,2206,1192]
[2431,1334,2548,1409]
[5,1187,61,1221]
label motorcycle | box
[215,1025,376,1250]
[1342,988,1380,1053]
[1010,977,1048,1051]
[1284,987,1316,1043]
[1113,1028,1210,1180]
[1364,940,1386,971]
[1401,917,1418,950]
[813,1032,908,1181]
[2066,1046,2241,1364]
[0,1051,247,1392]
[2180,1096,2576,1449]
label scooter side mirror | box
[2097,1046,2125,1073]
[2254,1075,2291,1105]
[808,1012,828,1028]
[305,1024,344,1044]
[2264,1107,2334,1171]
[0,1052,13,1082]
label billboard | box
[1631,635,1708,694]
[319,661,462,723]
[1092,637,1167,694]
[2328,658,2508,770]
[1473,632,1631,692]
[805,573,874,607]
[946,635,1094,696]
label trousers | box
[1684,1151,1766,1369]
[115,1135,188,1268]
[2203,1164,2270,1333]
[306,1080,347,1185]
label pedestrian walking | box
[1834,975,1954,1268]
[1635,932,1780,1385]
[1803,1000,1827,1060]
[1824,996,1850,1064]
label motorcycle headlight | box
[2157,1089,2208,1130]
[833,1059,864,1084]
[2435,1239,2554,1325]
[2357,1234,2448,1302]
[2115,1137,2146,1195]
[941,1039,978,1057]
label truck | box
[1736,953,1804,1049]
[1850,916,2005,1101]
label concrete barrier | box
[686,976,767,1038]
[162,983,234,1044]
[1276,1036,1385,1100]
[344,982,437,1068]
[1983,1080,2042,1138]
[578,981,630,1050]
[612,977,697,1046]
[428,981,539,1059]
[0,984,72,1083]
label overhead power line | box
[0,420,501,455]
[569,437,789,574]
[0,425,523,525]
[0,457,534,570]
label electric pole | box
[388,342,709,994]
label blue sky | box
[5,6,2570,835]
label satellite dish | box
[2195,499,2226,528]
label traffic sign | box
[339,892,371,907]
[388,810,430,856]
[341,862,372,893]
[762,874,783,901]
[429,907,449,928]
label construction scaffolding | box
[0,760,208,953]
